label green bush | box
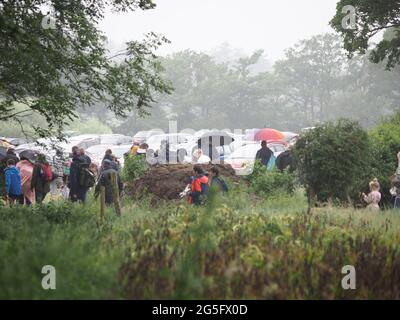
[248,160,295,197]
[369,112,400,205]
[292,119,371,206]
[121,154,149,183]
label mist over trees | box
[107,33,399,135]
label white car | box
[99,134,132,145]
[147,133,193,152]
[225,141,288,176]
[86,144,132,167]
[133,130,164,144]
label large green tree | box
[0,0,172,138]
[331,0,400,70]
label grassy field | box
[1,184,400,299]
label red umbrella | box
[254,128,285,142]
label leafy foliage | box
[330,0,400,70]
[248,161,295,197]
[2,190,400,299]
[121,154,149,183]
[112,35,399,134]
[369,112,400,204]
[292,119,371,205]
[0,0,172,139]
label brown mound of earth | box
[127,164,238,201]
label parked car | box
[147,133,193,152]
[0,137,28,147]
[225,141,288,176]
[86,144,131,168]
[99,134,132,145]
[65,134,101,149]
[133,130,164,145]
[173,131,236,163]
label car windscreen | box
[230,145,259,159]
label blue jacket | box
[5,166,22,196]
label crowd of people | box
[1,139,400,210]
[0,145,124,206]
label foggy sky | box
[99,0,339,62]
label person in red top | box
[189,165,209,205]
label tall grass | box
[1,185,400,299]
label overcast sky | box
[100,0,339,62]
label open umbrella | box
[0,139,11,149]
[254,128,285,142]
[19,149,40,162]
[0,146,7,161]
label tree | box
[369,112,400,205]
[330,0,400,70]
[292,119,371,210]
[274,34,347,126]
[0,0,172,139]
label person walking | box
[16,156,36,205]
[68,147,90,203]
[256,141,273,167]
[94,159,123,205]
[49,150,64,200]
[2,148,20,167]
[31,154,51,203]
[188,165,209,205]
[209,166,229,194]
[4,159,23,205]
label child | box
[4,159,24,205]
[60,175,70,200]
[362,178,381,211]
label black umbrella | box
[19,149,40,162]
[196,131,235,160]
[0,146,7,160]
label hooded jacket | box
[5,166,22,196]
[190,175,209,205]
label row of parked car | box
[3,128,300,175]
[131,129,298,175]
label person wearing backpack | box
[209,166,229,194]
[188,165,209,206]
[31,154,51,203]
[94,159,123,205]
[68,147,93,203]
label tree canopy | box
[330,0,400,70]
[108,35,399,134]
[0,0,172,138]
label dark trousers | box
[395,196,400,209]
[8,194,24,205]
[70,187,88,203]
[36,191,48,203]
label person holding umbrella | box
[1,148,20,167]
[16,155,36,205]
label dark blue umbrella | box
[19,149,40,162]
